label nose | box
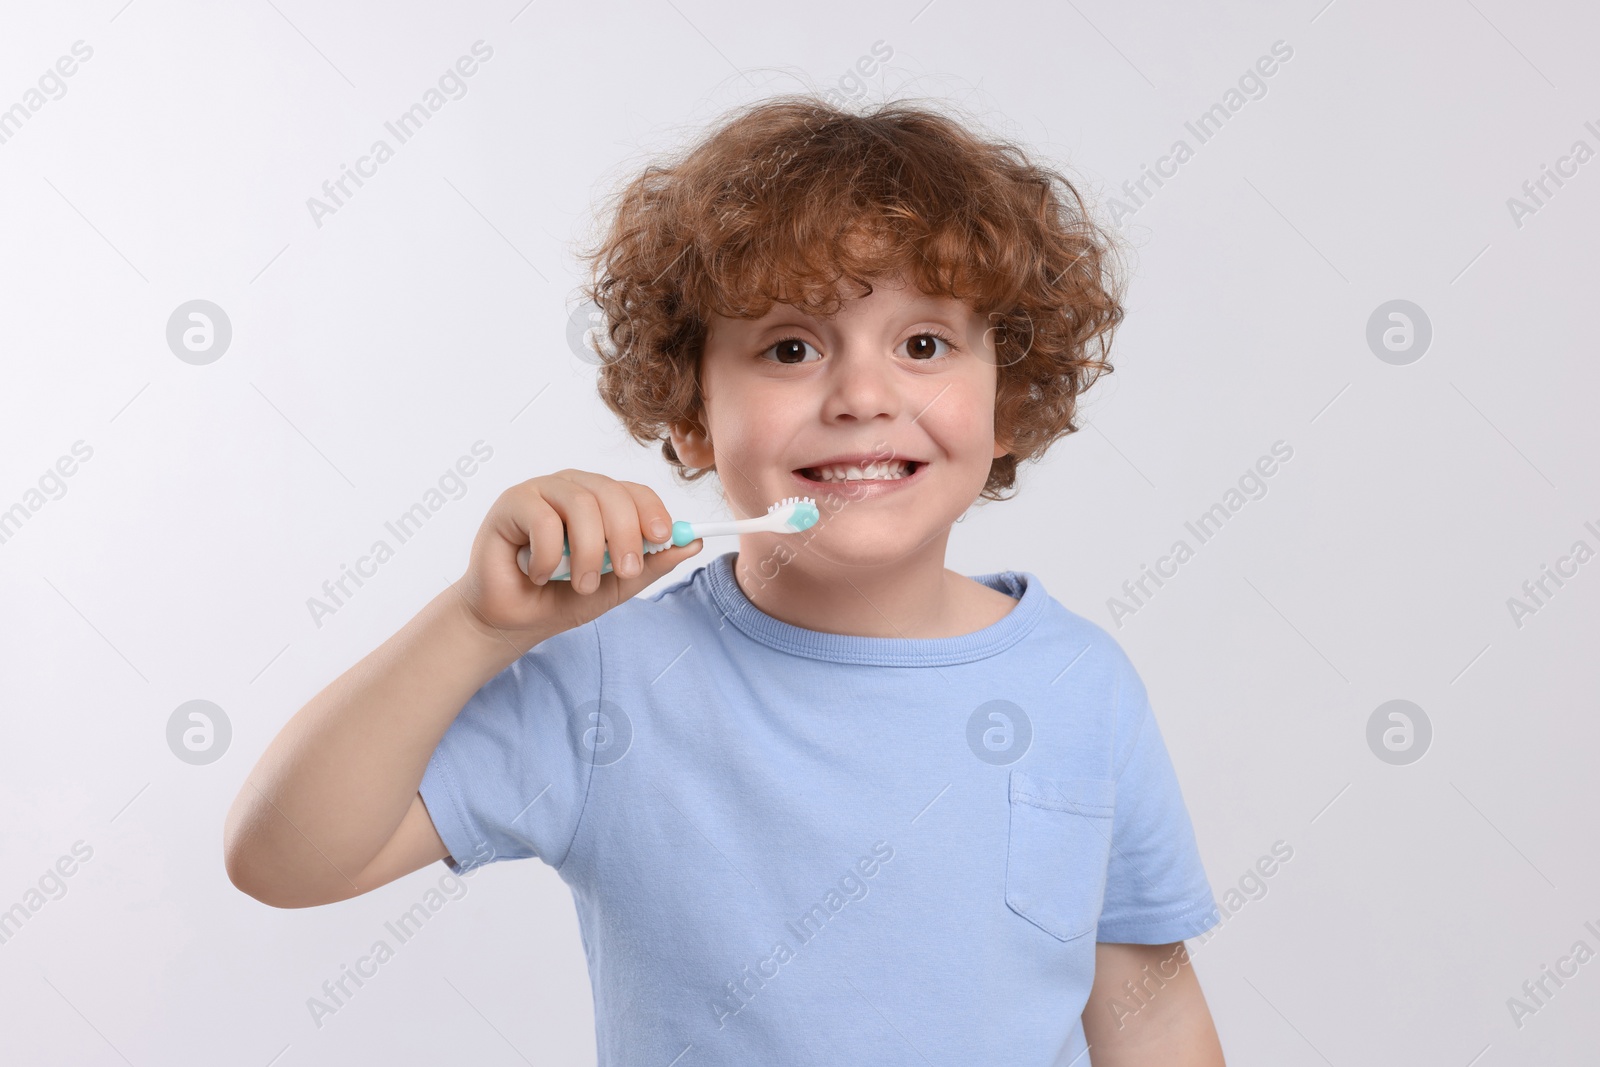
[818,342,903,424]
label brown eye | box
[762,337,819,364]
[902,333,956,360]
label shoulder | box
[1022,582,1155,757]
[1025,579,1143,688]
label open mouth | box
[793,459,923,484]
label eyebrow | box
[731,299,974,332]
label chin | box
[785,523,945,570]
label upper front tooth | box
[815,461,908,480]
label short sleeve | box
[1094,653,1219,943]
[418,620,601,876]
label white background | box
[1,0,1596,1063]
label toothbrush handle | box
[682,518,749,539]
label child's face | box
[674,273,1010,570]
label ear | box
[669,417,715,467]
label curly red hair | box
[577,93,1126,501]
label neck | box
[729,531,962,639]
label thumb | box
[645,538,703,570]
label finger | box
[565,472,651,588]
[632,537,703,584]
[488,484,558,586]
[617,481,675,549]
[595,532,699,598]
[527,476,604,587]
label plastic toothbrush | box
[517,495,820,581]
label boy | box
[226,95,1225,1064]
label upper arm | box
[1082,941,1224,1066]
[348,791,452,895]
[414,621,603,875]
[1094,650,1218,945]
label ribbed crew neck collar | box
[702,551,1046,666]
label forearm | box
[1083,942,1224,1067]
[223,584,550,905]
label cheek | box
[718,396,789,454]
[699,364,755,444]
[923,379,997,452]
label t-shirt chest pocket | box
[1004,770,1116,942]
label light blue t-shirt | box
[419,551,1218,1064]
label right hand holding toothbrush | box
[455,469,702,639]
